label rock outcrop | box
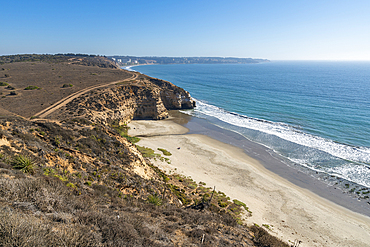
[51,75,195,125]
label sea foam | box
[191,100,370,164]
[182,100,370,187]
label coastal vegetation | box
[158,147,172,156]
[0,116,289,246]
[24,85,41,90]
[111,123,140,144]
[62,83,73,88]
[11,155,35,174]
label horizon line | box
[1,53,369,62]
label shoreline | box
[128,112,370,247]
[175,111,370,217]
[120,64,154,71]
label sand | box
[129,117,370,247]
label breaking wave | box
[183,100,370,187]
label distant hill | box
[108,56,269,66]
[0,54,119,69]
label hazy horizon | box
[1,0,369,61]
[2,54,370,62]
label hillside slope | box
[0,55,288,247]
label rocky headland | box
[50,74,196,125]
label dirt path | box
[33,72,139,119]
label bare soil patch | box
[0,62,134,117]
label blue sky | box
[1,0,369,60]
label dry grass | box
[0,115,289,247]
[0,59,133,118]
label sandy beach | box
[129,115,370,247]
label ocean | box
[129,61,370,192]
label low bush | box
[158,148,172,156]
[136,145,157,158]
[0,82,8,86]
[11,155,35,174]
[233,199,251,213]
[112,124,140,143]
[147,194,163,206]
[62,83,73,88]
[24,85,41,90]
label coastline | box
[128,112,370,247]
[121,64,154,71]
[177,112,370,217]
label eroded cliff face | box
[51,75,195,125]
[147,77,195,110]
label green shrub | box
[66,183,76,188]
[24,85,41,90]
[136,145,157,158]
[54,174,68,182]
[218,199,229,208]
[233,199,251,213]
[233,199,246,208]
[53,136,60,146]
[12,155,35,174]
[125,135,140,143]
[187,182,197,190]
[112,124,140,143]
[74,172,82,178]
[147,194,162,206]
[262,224,270,229]
[43,167,56,176]
[168,184,191,205]
[62,83,73,88]
[0,82,8,86]
[158,148,172,156]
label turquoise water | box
[130,61,370,188]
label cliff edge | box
[49,73,195,125]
